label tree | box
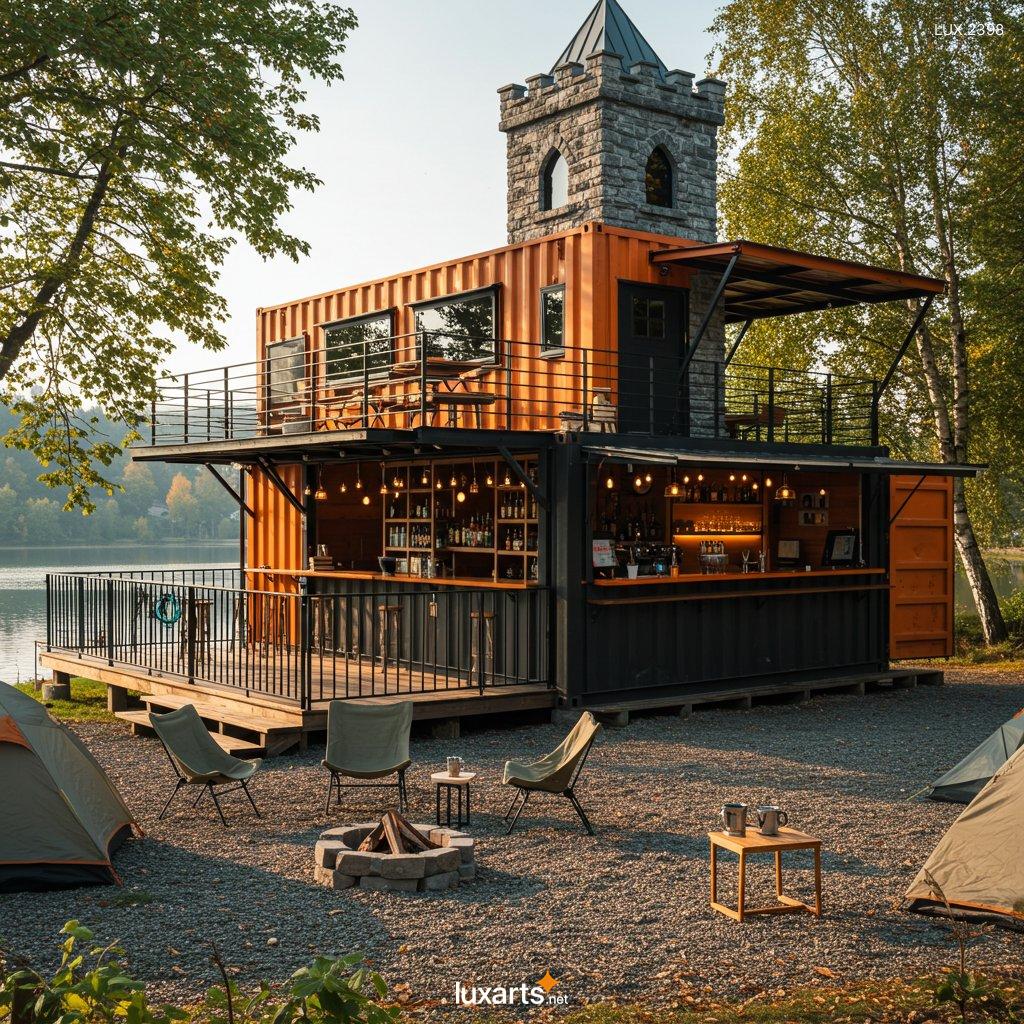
[120,460,157,517]
[0,0,357,510]
[710,0,1022,642]
[165,471,197,532]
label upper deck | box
[137,227,945,458]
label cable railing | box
[45,569,550,708]
[145,332,881,448]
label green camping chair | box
[322,700,413,814]
[149,705,261,825]
[502,712,602,835]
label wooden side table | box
[431,771,476,828]
[709,827,821,922]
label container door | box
[617,284,685,433]
[889,474,954,658]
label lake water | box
[0,541,238,683]
[1,543,1020,683]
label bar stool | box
[178,598,212,671]
[377,604,402,668]
[470,610,495,683]
[258,593,288,654]
[310,595,334,653]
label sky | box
[168,0,722,375]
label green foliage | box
[0,922,396,1024]
[15,678,122,722]
[0,0,357,510]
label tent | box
[0,682,137,891]
[906,743,1024,926]
[927,711,1024,803]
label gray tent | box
[0,683,136,891]
[927,713,1024,803]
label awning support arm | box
[723,318,753,367]
[888,474,927,526]
[256,457,305,516]
[205,464,255,518]
[678,251,740,384]
[497,446,548,511]
[875,294,935,404]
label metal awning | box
[582,445,983,477]
[650,240,946,323]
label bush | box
[0,921,398,1024]
[999,589,1024,636]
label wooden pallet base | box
[589,668,943,727]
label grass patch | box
[498,974,1024,1023]
[15,677,119,723]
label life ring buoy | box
[153,593,182,626]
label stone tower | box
[498,0,725,245]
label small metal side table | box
[709,827,822,923]
[431,771,476,828]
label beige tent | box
[906,743,1024,925]
[0,682,137,891]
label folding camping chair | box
[502,712,602,835]
[149,705,261,826]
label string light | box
[355,463,363,491]
[420,468,429,486]
[362,494,370,506]
[470,461,479,495]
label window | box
[323,311,393,384]
[632,296,665,339]
[645,146,673,208]
[265,336,306,407]
[414,287,498,362]
[541,149,568,211]
[540,285,565,353]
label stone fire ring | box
[313,823,475,893]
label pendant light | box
[314,465,327,502]
[449,469,458,487]
[775,474,796,502]
[503,468,512,487]
[420,467,430,486]
[378,462,388,495]
[664,470,680,498]
[355,464,363,491]
[485,466,494,487]
[456,476,467,504]
[469,460,479,495]
[339,479,347,494]
[436,476,443,490]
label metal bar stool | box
[310,595,334,653]
[377,603,402,669]
[178,598,212,671]
[470,610,496,684]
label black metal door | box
[617,284,686,433]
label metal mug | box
[720,802,748,837]
[446,756,464,778]
[756,805,789,836]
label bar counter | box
[249,568,537,590]
[590,567,887,587]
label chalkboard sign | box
[592,538,616,568]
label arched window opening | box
[645,146,673,207]
[541,150,568,211]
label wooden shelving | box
[379,455,540,582]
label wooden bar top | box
[589,567,887,587]
[248,567,536,590]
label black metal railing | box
[144,333,880,448]
[45,570,550,709]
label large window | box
[645,147,673,208]
[414,287,498,362]
[540,285,565,353]
[541,149,568,211]
[266,336,306,407]
[323,311,393,384]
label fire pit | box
[314,811,475,892]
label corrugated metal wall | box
[889,474,955,658]
[248,464,303,578]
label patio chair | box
[322,700,413,814]
[148,705,261,826]
[502,712,602,835]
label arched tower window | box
[645,146,673,207]
[541,149,568,211]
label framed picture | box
[592,537,616,568]
[799,510,829,527]
[800,490,829,511]
[777,539,801,567]
[822,529,859,567]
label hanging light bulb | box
[420,467,429,486]
[436,477,443,490]
[605,474,614,490]
[683,475,690,485]
[379,463,388,495]
[634,473,644,490]
[393,472,403,489]
[775,474,796,502]
[355,464,363,490]
[449,470,458,487]
[503,468,512,487]
[697,473,704,482]
[765,477,773,488]
[729,473,736,482]
[664,472,680,497]
[741,474,748,483]
[456,489,466,504]
[819,487,827,497]
[485,469,494,487]
[644,470,652,484]
[340,480,347,494]
[303,481,312,497]
[752,481,759,492]
[469,462,479,495]
[362,494,371,506]
[314,466,327,502]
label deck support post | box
[678,251,739,385]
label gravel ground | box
[2,666,1022,1018]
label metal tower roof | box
[551,0,668,79]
